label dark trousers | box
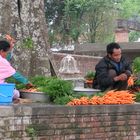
[108,69,128,90]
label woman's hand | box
[26,83,34,89]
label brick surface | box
[0,104,139,139]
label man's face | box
[108,48,122,63]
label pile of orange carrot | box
[67,90,135,105]
[21,88,38,92]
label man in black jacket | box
[93,42,132,91]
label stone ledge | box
[0,103,139,116]
[0,103,139,139]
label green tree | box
[117,0,140,42]
[61,0,86,44]
[45,0,86,45]
[45,0,65,46]
[0,0,50,77]
[83,0,115,43]
[129,31,140,42]
[118,0,140,19]
[45,0,118,44]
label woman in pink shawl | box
[0,40,20,99]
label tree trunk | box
[0,0,50,77]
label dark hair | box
[0,40,10,52]
[106,42,121,55]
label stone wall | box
[0,104,140,140]
[52,53,102,77]
[74,42,140,64]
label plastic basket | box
[0,83,15,103]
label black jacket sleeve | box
[95,59,114,88]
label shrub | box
[132,57,140,74]
[45,78,73,101]
[54,95,73,105]
[135,92,140,102]
[30,75,56,87]
[84,71,95,80]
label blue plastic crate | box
[0,83,15,103]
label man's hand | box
[118,73,128,81]
[114,73,128,82]
[26,83,34,89]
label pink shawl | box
[0,55,16,83]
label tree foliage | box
[83,0,115,43]
[45,0,116,44]
[118,0,140,19]
[45,0,87,45]
[117,0,140,42]
[45,0,140,44]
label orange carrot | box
[67,90,135,105]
